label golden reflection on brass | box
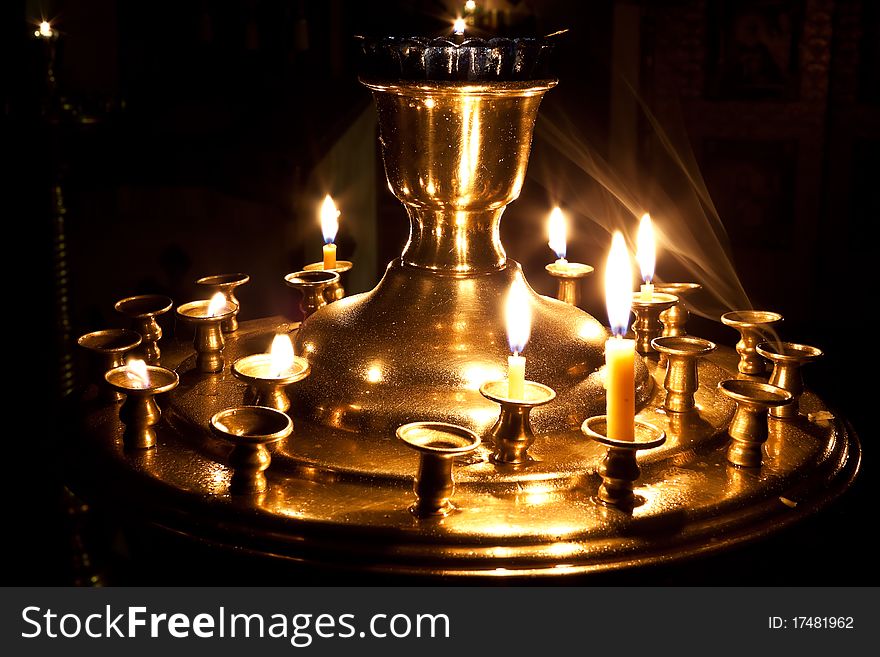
[176,300,238,373]
[114,294,173,364]
[105,365,179,449]
[480,380,556,464]
[631,293,678,356]
[721,310,782,376]
[303,261,353,302]
[652,336,716,413]
[77,329,142,401]
[756,341,823,419]
[718,379,792,467]
[196,273,250,332]
[545,262,594,306]
[284,270,340,319]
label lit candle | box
[636,213,655,301]
[320,194,339,269]
[453,17,466,36]
[505,273,532,399]
[207,292,227,317]
[124,358,151,389]
[548,207,568,270]
[269,333,295,377]
[34,21,54,38]
[605,232,635,441]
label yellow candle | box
[320,194,340,270]
[323,243,337,270]
[605,231,635,440]
[507,354,525,399]
[640,282,654,302]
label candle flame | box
[320,194,340,244]
[605,232,633,337]
[548,207,567,260]
[125,358,150,387]
[269,333,295,377]
[453,17,466,35]
[505,273,532,356]
[37,21,53,37]
[465,0,477,12]
[636,213,655,284]
[207,292,226,317]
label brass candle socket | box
[544,261,594,306]
[581,416,666,509]
[210,406,293,495]
[756,341,824,419]
[114,294,173,364]
[77,329,142,401]
[303,261,353,303]
[631,293,678,356]
[656,283,701,338]
[195,273,250,333]
[284,270,341,320]
[720,310,783,376]
[651,336,717,413]
[718,379,793,468]
[105,365,179,449]
[232,353,311,413]
[479,380,556,465]
[175,300,238,373]
[397,421,481,518]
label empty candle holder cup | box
[284,270,340,320]
[721,310,783,376]
[195,273,250,332]
[105,364,179,449]
[77,329,142,401]
[114,294,173,364]
[176,299,238,373]
[581,416,666,509]
[480,380,556,465]
[756,341,823,419]
[631,293,678,356]
[303,260,353,303]
[718,379,793,468]
[232,353,311,412]
[544,261,594,306]
[397,421,481,518]
[651,336,716,413]
[210,406,293,495]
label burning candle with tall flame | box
[321,195,340,270]
[605,232,635,441]
[505,273,532,399]
[548,207,568,268]
[207,292,227,317]
[270,333,295,378]
[124,358,151,389]
[636,213,656,301]
[453,17,466,36]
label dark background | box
[5,0,875,585]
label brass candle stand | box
[232,353,311,412]
[303,261,353,302]
[175,300,238,373]
[105,365,179,449]
[114,294,173,364]
[718,379,793,468]
[756,341,823,419]
[544,261,593,306]
[397,421,481,517]
[479,380,556,465]
[656,283,701,338]
[651,336,716,413]
[581,416,666,509]
[284,270,340,319]
[631,293,678,356]
[210,406,293,495]
[721,310,783,376]
[77,329,142,401]
[195,273,250,332]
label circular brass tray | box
[66,316,860,578]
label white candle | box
[505,274,532,400]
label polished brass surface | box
[656,283,701,339]
[718,379,793,468]
[231,354,311,413]
[545,262,594,306]
[196,273,250,332]
[631,293,678,356]
[757,341,824,420]
[114,294,173,364]
[105,365,179,449]
[397,422,481,517]
[284,270,340,319]
[303,261,353,302]
[175,300,238,373]
[651,336,717,413]
[480,380,556,464]
[721,310,783,376]
[210,406,293,495]
[77,329,142,401]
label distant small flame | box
[269,333,295,377]
[36,21,53,37]
[320,194,340,244]
[453,17,466,35]
[605,232,633,337]
[465,0,477,12]
[548,207,567,260]
[636,213,655,284]
[505,273,532,355]
[125,358,150,387]
[207,292,226,317]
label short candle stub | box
[210,406,293,495]
[480,380,556,465]
[631,292,678,356]
[114,294,174,364]
[303,261,353,303]
[232,353,311,413]
[284,270,341,320]
[77,329,143,402]
[651,336,717,413]
[176,299,238,373]
[105,365,180,450]
[196,273,250,333]
[721,310,783,376]
[397,421,481,518]
[756,341,823,420]
[718,379,793,468]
